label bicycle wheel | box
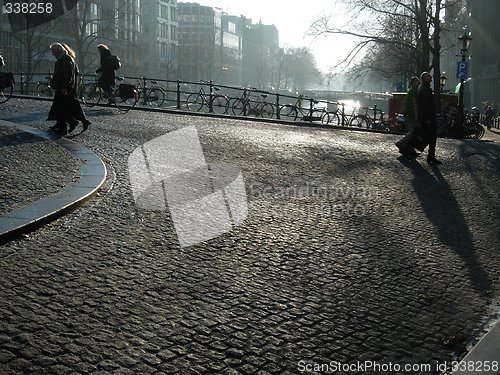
[81,83,101,107]
[260,103,275,118]
[279,105,298,121]
[475,124,485,139]
[231,98,246,116]
[310,109,326,123]
[325,112,340,126]
[36,83,53,97]
[211,95,229,114]
[321,111,331,124]
[350,115,371,128]
[146,88,165,107]
[114,86,138,112]
[0,84,13,104]
[186,93,205,112]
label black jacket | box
[50,53,76,94]
[47,53,77,121]
[416,81,436,124]
[96,51,116,86]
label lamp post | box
[440,74,447,92]
[456,33,472,138]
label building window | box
[160,4,168,18]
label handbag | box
[412,122,431,152]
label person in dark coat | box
[96,44,116,99]
[60,43,92,133]
[395,76,420,158]
[47,43,77,136]
[417,72,441,165]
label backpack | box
[109,55,121,70]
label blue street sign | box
[456,61,469,80]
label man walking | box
[417,72,442,165]
[47,43,77,136]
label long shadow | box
[458,140,500,244]
[400,158,492,296]
[4,111,48,124]
[0,128,45,148]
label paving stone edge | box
[0,120,107,244]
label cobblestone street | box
[1,99,499,374]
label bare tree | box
[309,0,462,97]
[65,1,120,74]
[278,47,322,92]
[10,22,56,88]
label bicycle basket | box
[0,72,15,90]
[118,83,136,99]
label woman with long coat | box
[47,43,77,135]
[96,44,116,98]
[60,43,92,133]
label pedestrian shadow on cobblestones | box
[0,127,44,148]
[4,111,47,124]
[403,160,492,297]
[458,140,500,245]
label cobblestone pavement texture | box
[0,123,80,216]
[0,99,499,374]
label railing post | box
[176,79,181,109]
[20,73,24,95]
[142,76,147,105]
[373,105,377,122]
[341,103,345,126]
[209,80,214,113]
[276,93,280,120]
[309,98,315,122]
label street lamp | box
[440,74,447,92]
[456,32,472,138]
[458,33,472,55]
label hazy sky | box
[194,0,354,73]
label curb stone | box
[0,121,107,244]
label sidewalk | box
[0,120,107,244]
[481,125,500,143]
[0,119,498,374]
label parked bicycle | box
[361,107,405,133]
[186,81,229,114]
[0,72,14,104]
[231,87,275,118]
[36,73,53,98]
[323,101,370,128]
[436,107,458,138]
[81,76,139,112]
[137,77,165,107]
[463,107,484,139]
[279,95,327,122]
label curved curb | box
[453,319,500,374]
[0,122,107,244]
